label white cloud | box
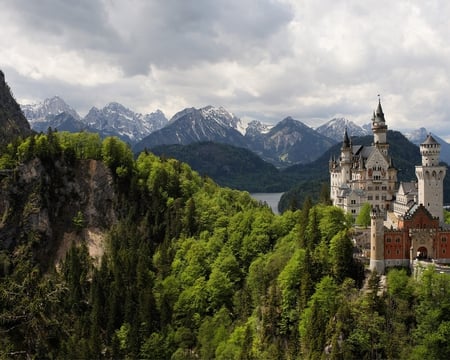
[1,0,450,137]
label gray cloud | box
[1,0,450,139]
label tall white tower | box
[415,134,446,223]
[372,98,389,156]
[370,206,385,274]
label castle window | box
[442,237,447,243]
[396,238,400,243]
[396,249,400,255]
[351,200,356,204]
[386,238,391,243]
[387,249,391,255]
[368,196,373,200]
[443,248,446,254]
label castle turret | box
[370,206,385,274]
[415,133,446,223]
[371,98,389,157]
[340,127,352,183]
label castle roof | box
[372,99,386,124]
[422,133,439,145]
[404,203,436,221]
[398,181,417,195]
[342,128,351,148]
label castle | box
[329,100,397,216]
[330,100,449,273]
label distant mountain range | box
[315,117,370,140]
[21,97,168,145]
[20,96,450,168]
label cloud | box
[1,0,450,137]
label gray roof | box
[422,133,439,145]
[398,181,417,195]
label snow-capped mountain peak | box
[315,117,369,141]
[83,103,168,143]
[21,96,81,123]
[21,97,168,144]
[169,105,251,135]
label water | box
[250,192,284,214]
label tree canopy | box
[0,131,448,359]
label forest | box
[1,131,450,359]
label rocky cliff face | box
[0,157,117,267]
[0,70,32,145]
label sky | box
[1,0,450,139]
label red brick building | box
[370,133,448,274]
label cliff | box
[0,70,32,145]
[0,157,117,267]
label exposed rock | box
[0,157,117,269]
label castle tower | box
[330,128,352,205]
[340,127,352,184]
[370,206,385,274]
[372,98,389,156]
[415,134,447,223]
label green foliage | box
[356,202,372,228]
[152,142,283,192]
[101,136,134,178]
[57,131,102,160]
[445,209,450,224]
[72,210,85,230]
[3,132,450,359]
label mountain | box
[404,127,428,145]
[151,142,282,192]
[245,119,273,137]
[0,70,32,145]
[30,112,87,133]
[83,102,167,144]
[134,106,248,153]
[21,96,81,128]
[22,98,168,145]
[250,116,337,167]
[136,109,337,168]
[315,117,369,141]
[405,127,450,164]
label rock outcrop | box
[0,70,32,145]
[0,157,117,267]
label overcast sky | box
[1,0,450,138]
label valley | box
[1,70,450,358]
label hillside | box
[151,142,283,192]
[1,131,448,359]
[2,74,450,359]
[147,130,447,201]
[0,70,32,145]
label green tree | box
[355,202,371,228]
[329,230,354,283]
[299,276,339,358]
[101,136,133,179]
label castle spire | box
[342,127,350,149]
[374,96,385,124]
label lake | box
[250,192,284,214]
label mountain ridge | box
[0,70,32,145]
[20,96,450,167]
